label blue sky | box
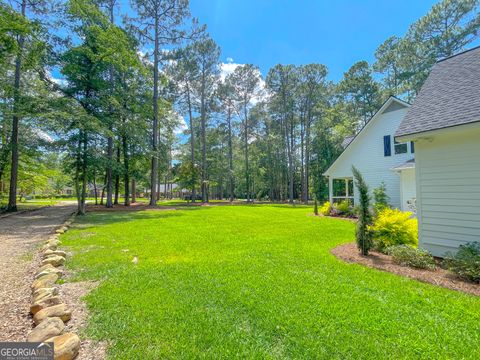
[190,0,439,82]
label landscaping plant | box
[352,166,372,255]
[319,201,331,216]
[370,208,418,252]
[445,241,480,283]
[386,245,436,270]
[336,200,352,216]
[313,196,319,215]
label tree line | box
[0,0,478,213]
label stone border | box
[26,212,81,359]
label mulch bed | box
[308,214,358,223]
[331,242,480,296]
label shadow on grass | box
[72,206,210,229]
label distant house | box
[324,96,416,211]
[395,46,480,257]
[145,183,188,198]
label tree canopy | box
[0,0,479,212]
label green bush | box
[313,198,319,215]
[445,242,480,283]
[386,245,436,270]
[336,200,352,216]
[370,208,418,252]
[319,201,331,216]
[373,182,390,213]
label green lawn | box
[61,205,480,359]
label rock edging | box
[26,212,81,360]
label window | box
[383,135,391,157]
[394,140,408,154]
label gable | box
[324,97,410,176]
[384,100,407,113]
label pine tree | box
[352,166,373,255]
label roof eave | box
[396,120,480,142]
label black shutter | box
[411,141,415,153]
[383,135,391,157]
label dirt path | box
[0,203,76,341]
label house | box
[395,46,480,257]
[324,96,416,211]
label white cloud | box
[36,129,54,143]
[45,70,67,87]
[219,61,241,82]
[137,50,153,66]
[51,77,67,87]
[219,61,268,105]
[173,113,188,135]
[220,63,268,106]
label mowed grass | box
[61,205,480,359]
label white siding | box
[415,127,480,257]
[326,103,413,209]
[399,168,416,212]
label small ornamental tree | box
[313,195,319,215]
[352,166,373,255]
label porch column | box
[328,176,333,204]
[345,179,349,202]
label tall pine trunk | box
[79,131,88,215]
[149,17,159,206]
[105,3,115,208]
[200,82,207,203]
[186,86,196,202]
[106,135,113,207]
[100,172,107,205]
[300,115,305,203]
[304,116,311,204]
[75,134,82,214]
[227,107,234,202]
[114,145,120,205]
[123,135,130,206]
[7,0,26,212]
[131,178,136,203]
[244,102,250,202]
[93,168,98,205]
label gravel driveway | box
[0,203,76,341]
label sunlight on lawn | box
[61,205,480,359]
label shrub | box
[370,208,418,252]
[386,245,436,270]
[336,200,352,216]
[319,201,331,216]
[373,182,390,213]
[444,242,480,283]
[352,166,373,255]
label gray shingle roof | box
[396,46,480,138]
